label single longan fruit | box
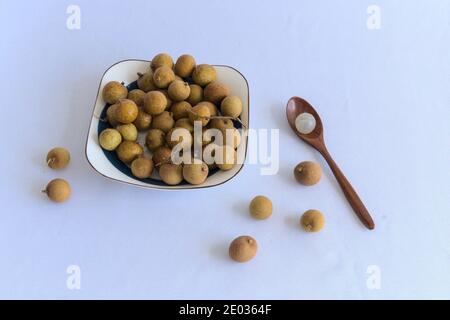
[106,104,120,126]
[145,129,165,151]
[197,101,217,117]
[151,53,174,71]
[204,82,230,104]
[300,210,325,232]
[229,236,257,263]
[183,162,209,185]
[137,72,157,92]
[133,108,152,131]
[116,141,143,164]
[153,66,175,89]
[209,118,234,131]
[294,161,322,186]
[151,111,174,133]
[43,178,71,203]
[166,127,193,148]
[175,118,194,133]
[159,163,183,185]
[143,91,167,115]
[127,89,146,106]
[249,195,273,220]
[99,128,122,151]
[215,146,236,171]
[221,96,243,118]
[158,89,173,109]
[171,101,192,120]
[168,80,191,102]
[116,123,138,141]
[189,104,211,126]
[152,147,172,166]
[192,64,217,87]
[174,54,196,78]
[187,84,203,105]
[131,157,154,179]
[114,99,139,124]
[46,147,70,169]
[102,81,128,104]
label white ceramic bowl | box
[85,59,249,190]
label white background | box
[0,0,449,299]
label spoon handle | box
[319,148,375,230]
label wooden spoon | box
[286,96,375,230]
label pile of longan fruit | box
[99,53,244,186]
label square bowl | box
[85,59,249,190]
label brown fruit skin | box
[221,96,243,118]
[300,210,325,232]
[203,82,230,104]
[182,162,209,185]
[127,89,146,106]
[209,118,234,131]
[153,66,175,89]
[159,163,183,185]
[137,72,157,92]
[187,84,203,105]
[99,128,122,151]
[143,91,167,115]
[196,101,217,117]
[131,157,154,179]
[106,104,120,126]
[152,147,172,166]
[168,80,191,102]
[145,129,165,151]
[189,104,211,126]
[249,196,273,220]
[166,127,193,148]
[229,236,258,263]
[46,147,70,170]
[175,118,194,133]
[116,141,143,164]
[114,99,139,124]
[151,111,175,133]
[151,53,174,71]
[157,90,173,109]
[116,123,138,142]
[102,81,128,104]
[133,108,152,131]
[174,54,196,78]
[44,178,71,203]
[294,161,322,186]
[171,101,192,120]
[192,64,217,87]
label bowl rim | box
[84,58,250,191]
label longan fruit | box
[300,210,325,232]
[174,118,194,133]
[187,84,203,105]
[294,161,322,186]
[127,89,146,106]
[106,104,120,126]
[249,196,272,220]
[174,54,196,78]
[204,82,230,104]
[153,66,175,89]
[189,104,210,126]
[131,156,154,179]
[221,96,243,118]
[151,53,174,71]
[171,101,192,120]
[116,123,138,141]
[157,89,173,109]
[159,163,183,185]
[102,81,127,104]
[209,118,234,131]
[196,101,217,117]
[152,147,172,166]
[143,91,167,115]
[166,127,193,148]
[183,162,209,185]
[114,99,138,124]
[215,146,236,171]
[151,111,174,133]
[116,141,143,163]
[168,80,191,101]
[192,64,217,87]
[99,128,122,151]
[229,236,257,263]
[43,178,71,203]
[133,108,152,131]
[145,129,165,151]
[137,72,157,92]
[46,147,70,169]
